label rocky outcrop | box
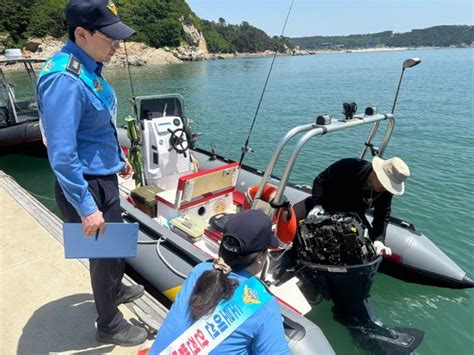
[176,17,209,61]
[22,36,64,60]
[110,42,182,67]
[0,36,182,69]
[172,46,207,61]
[182,19,201,47]
[24,39,42,52]
[1,18,209,67]
[3,22,209,66]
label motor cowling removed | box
[294,212,424,354]
[298,212,377,266]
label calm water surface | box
[1,48,472,354]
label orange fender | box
[276,205,297,245]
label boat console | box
[137,95,194,190]
[132,95,240,225]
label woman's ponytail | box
[189,235,266,322]
[189,258,238,321]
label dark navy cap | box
[65,0,135,40]
[222,209,279,255]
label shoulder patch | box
[66,55,82,76]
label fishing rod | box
[123,40,146,186]
[238,0,295,166]
[123,41,138,117]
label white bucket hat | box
[372,156,410,196]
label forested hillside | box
[290,26,473,49]
[0,0,200,48]
[0,0,291,53]
[202,18,293,53]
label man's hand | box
[307,205,325,218]
[81,210,105,236]
[373,240,392,256]
[118,160,133,180]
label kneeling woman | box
[150,209,290,354]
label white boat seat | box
[155,188,178,206]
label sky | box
[186,0,473,38]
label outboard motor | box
[296,213,424,354]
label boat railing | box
[253,113,394,214]
[252,123,316,203]
[1,58,44,125]
[359,119,395,159]
[0,68,19,124]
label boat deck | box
[0,171,166,354]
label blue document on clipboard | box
[63,223,139,259]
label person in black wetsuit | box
[305,156,410,255]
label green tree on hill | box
[27,0,67,38]
[291,26,473,49]
[204,26,233,53]
[117,0,201,48]
[386,26,473,47]
[0,0,201,49]
[201,18,293,53]
[0,0,35,46]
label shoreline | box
[1,41,471,72]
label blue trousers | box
[55,174,127,333]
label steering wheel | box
[168,128,189,157]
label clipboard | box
[63,223,139,259]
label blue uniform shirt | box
[37,39,126,217]
[152,262,290,354]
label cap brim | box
[372,157,404,196]
[99,21,136,40]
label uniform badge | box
[243,285,261,305]
[66,55,82,76]
[94,79,104,92]
[107,1,118,16]
[43,60,54,72]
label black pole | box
[123,41,138,118]
[239,0,294,166]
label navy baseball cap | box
[222,209,279,255]
[65,0,135,40]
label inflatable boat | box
[0,56,45,150]
[115,60,472,354]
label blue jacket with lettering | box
[151,262,289,354]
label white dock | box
[0,171,166,354]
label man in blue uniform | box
[37,0,147,346]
